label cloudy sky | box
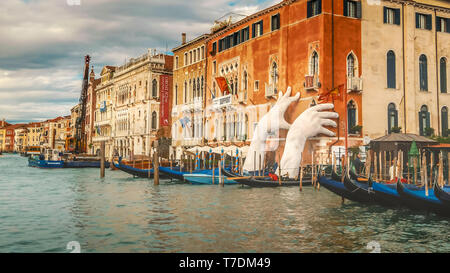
[0,0,278,123]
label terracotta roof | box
[370,133,437,143]
[426,143,450,148]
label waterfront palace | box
[1,0,449,164]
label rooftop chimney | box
[182,33,186,45]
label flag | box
[215,77,230,95]
[179,117,190,128]
[318,84,344,103]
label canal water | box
[0,154,449,253]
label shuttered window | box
[344,0,361,19]
[347,101,357,132]
[387,50,396,89]
[307,0,322,18]
[416,13,432,30]
[271,13,280,31]
[252,20,263,38]
[383,7,400,25]
[419,54,428,91]
[436,17,450,33]
[441,57,447,93]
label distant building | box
[92,66,115,157]
[111,49,173,159]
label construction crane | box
[74,55,91,154]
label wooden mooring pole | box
[154,140,159,186]
[100,141,105,178]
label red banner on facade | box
[159,75,170,127]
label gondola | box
[433,183,450,207]
[237,176,312,188]
[222,167,313,188]
[112,159,169,179]
[396,181,450,216]
[318,172,372,203]
[342,173,375,203]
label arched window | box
[419,54,428,91]
[151,111,157,130]
[213,81,216,98]
[347,100,357,132]
[191,79,195,101]
[244,114,248,139]
[271,62,278,92]
[309,51,319,76]
[196,78,200,98]
[442,106,448,137]
[387,103,398,134]
[441,57,447,94]
[347,54,355,78]
[175,84,178,105]
[184,81,187,103]
[230,79,234,94]
[387,50,396,89]
[243,71,248,91]
[201,76,204,98]
[234,76,238,95]
[152,79,158,98]
[419,105,430,136]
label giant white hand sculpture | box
[242,87,300,172]
[277,103,339,178]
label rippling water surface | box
[0,154,449,253]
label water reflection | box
[0,154,449,253]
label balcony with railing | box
[265,84,277,98]
[212,94,232,109]
[347,77,363,93]
[304,75,320,91]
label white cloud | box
[0,0,278,122]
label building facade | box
[92,66,116,157]
[171,33,209,158]
[203,0,363,162]
[362,0,450,140]
[111,49,173,160]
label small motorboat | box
[64,160,110,168]
[28,149,64,168]
[396,181,450,216]
[159,166,215,181]
[28,156,64,168]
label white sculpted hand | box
[243,87,300,172]
[258,86,300,137]
[278,103,339,178]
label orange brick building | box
[203,0,364,162]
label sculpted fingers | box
[320,119,337,127]
[277,91,284,102]
[283,86,292,98]
[317,111,339,119]
[289,92,301,103]
[319,127,336,137]
[311,103,335,112]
